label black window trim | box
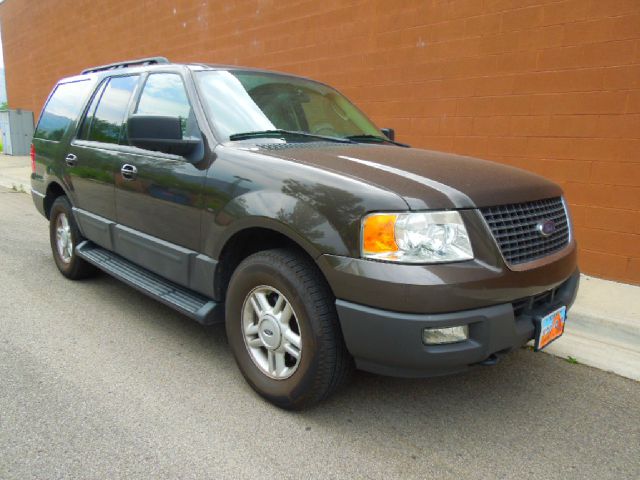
[71,138,187,162]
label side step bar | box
[76,241,223,325]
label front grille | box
[480,197,570,265]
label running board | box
[76,241,223,325]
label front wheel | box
[225,249,353,409]
[49,196,97,280]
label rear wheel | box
[225,248,353,409]
[49,196,97,280]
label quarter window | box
[34,80,93,141]
[88,75,139,144]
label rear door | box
[31,78,94,201]
[67,74,141,222]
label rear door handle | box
[121,164,138,180]
[65,153,78,167]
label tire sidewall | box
[226,255,325,407]
[49,197,82,277]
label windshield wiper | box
[229,129,354,143]
[344,134,409,147]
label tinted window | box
[34,80,93,141]
[88,76,139,144]
[135,73,198,139]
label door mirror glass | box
[127,115,199,156]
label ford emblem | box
[263,329,274,336]
[537,219,556,237]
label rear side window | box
[87,75,139,144]
[34,80,92,141]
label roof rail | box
[81,56,170,75]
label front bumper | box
[335,269,580,377]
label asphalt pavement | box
[1,187,638,480]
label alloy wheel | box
[55,213,73,264]
[241,285,302,379]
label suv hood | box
[246,143,562,210]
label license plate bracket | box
[534,305,567,351]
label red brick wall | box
[1,0,639,284]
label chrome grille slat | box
[494,227,569,244]
[487,211,566,228]
[480,197,570,266]
[498,230,569,248]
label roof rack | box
[81,56,170,75]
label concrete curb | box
[0,154,31,192]
[544,331,640,381]
[1,154,638,381]
[565,306,640,350]
[544,275,639,381]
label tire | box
[49,196,97,280]
[225,248,353,409]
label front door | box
[113,72,207,284]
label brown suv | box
[31,57,579,409]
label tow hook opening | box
[479,354,500,366]
[476,348,511,367]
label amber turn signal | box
[362,213,399,254]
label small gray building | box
[0,109,34,155]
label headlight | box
[361,211,473,263]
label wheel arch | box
[212,221,330,302]
[43,181,69,219]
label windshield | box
[195,70,382,141]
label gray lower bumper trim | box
[335,270,580,378]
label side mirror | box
[380,128,395,141]
[127,115,199,157]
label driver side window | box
[134,73,200,140]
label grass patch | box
[566,356,579,365]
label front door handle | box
[121,164,138,181]
[65,153,78,167]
